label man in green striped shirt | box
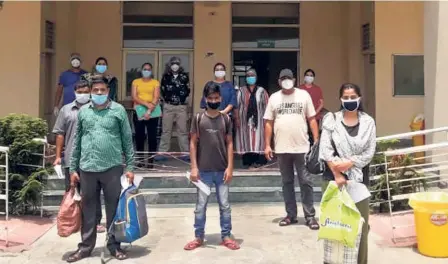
[67,77,134,262]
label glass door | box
[121,50,158,104]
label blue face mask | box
[91,94,108,105]
[341,98,360,112]
[142,70,152,78]
[246,76,256,85]
[95,65,107,74]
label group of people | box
[52,52,376,264]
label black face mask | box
[207,101,220,110]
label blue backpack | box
[112,185,149,243]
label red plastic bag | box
[57,187,81,237]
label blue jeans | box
[194,171,232,240]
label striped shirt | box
[52,101,82,168]
[70,101,134,173]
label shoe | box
[154,155,168,162]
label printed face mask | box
[341,98,361,112]
[71,59,81,68]
[304,76,314,84]
[281,79,294,90]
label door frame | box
[121,49,194,103]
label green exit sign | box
[257,39,275,48]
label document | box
[186,171,211,196]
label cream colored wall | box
[374,1,424,136]
[74,1,122,96]
[300,1,348,112]
[0,2,42,117]
[193,2,231,113]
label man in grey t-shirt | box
[52,80,105,233]
[184,82,240,251]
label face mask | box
[95,65,107,74]
[281,79,294,90]
[71,59,81,68]
[246,76,256,85]
[207,101,221,110]
[304,76,314,84]
[171,64,180,72]
[75,93,90,104]
[142,70,152,78]
[214,70,226,79]
[341,98,361,112]
[91,94,108,105]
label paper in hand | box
[54,165,64,179]
[186,171,211,196]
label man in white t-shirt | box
[263,68,320,230]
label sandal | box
[221,238,240,250]
[66,250,89,263]
[184,238,203,251]
[111,249,128,260]
[279,216,298,226]
[96,224,106,233]
[306,217,320,230]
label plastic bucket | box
[409,192,448,258]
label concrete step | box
[43,171,323,190]
[42,186,323,207]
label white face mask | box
[171,64,180,72]
[214,70,226,79]
[304,76,314,84]
[75,93,90,104]
[281,79,294,90]
[71,59,81,68]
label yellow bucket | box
[409,192,448,258]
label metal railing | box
[0,146,9,247]
[370,126,448,243]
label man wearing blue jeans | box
[184,81,240,251]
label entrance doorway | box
[233,51,298,94]
[121,50,193,101]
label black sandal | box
[66,250,89,263]
[111,249,128,261]
[306,217,320,230]
[279,216,298,226]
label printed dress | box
[235,86,269,154]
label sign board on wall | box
[257,39,275,49]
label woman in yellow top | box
[132,62,161,167]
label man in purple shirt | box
[53,53,88,116]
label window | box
[122,1,193,49]
[123,26,193,49]
[232,3,300,50]
[393,55,424,96]
[232,3,299,25]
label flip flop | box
[221,239,240,250]
[184,239,203,251]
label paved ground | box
[0,203,446,264]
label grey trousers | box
[277,153,316,219]
[64,168,102,226]
[158,103,189,152]
[78,166,122,254]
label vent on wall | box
[45,20,55,50]
[362,23,371,51]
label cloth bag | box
[318,181,364,264]
[57,186,82,237]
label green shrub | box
[0,114,48,215]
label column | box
[424,1,448,144]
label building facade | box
[0,1,445,140]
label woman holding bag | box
[132,62,162,168]
[319,83,376,264]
